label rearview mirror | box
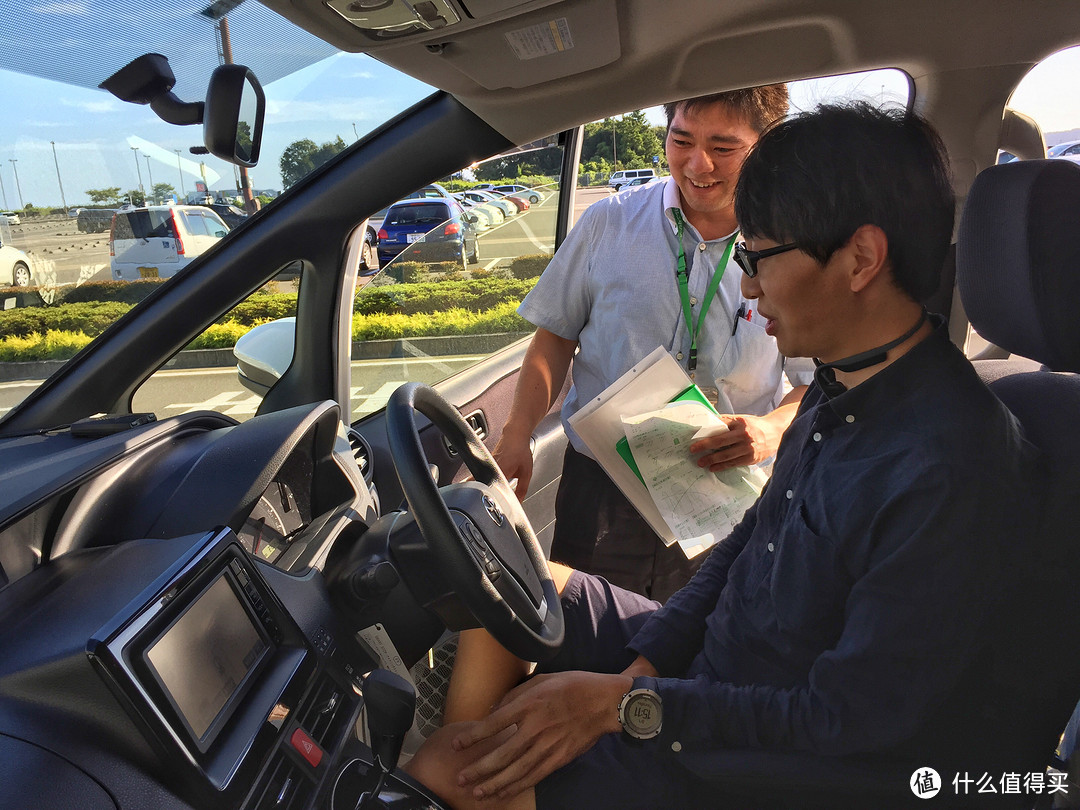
[204,64,264,167]
[100,53,265,167]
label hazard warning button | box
[290,727,323,768]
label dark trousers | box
[550,445,705,602]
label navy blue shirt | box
[628,323,1038,766]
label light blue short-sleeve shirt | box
[519,177,812,456]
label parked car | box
[403,182,453,199]
[617,175,666,191]
[76,207,117,233]
[109,205,229,281]
[0,212,21,225]
[376,197,479,267]
[1048,139,1080,157]
[500,194,530,212]
[607,168,658,190]
[4,1,1080,809]
[203,202,248,228]
[0,220,31,287]
[489,184,544,204]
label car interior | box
[2,0,1080,808]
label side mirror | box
[100,53,265,167]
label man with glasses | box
[408,102,1036,809]
[495,86,811,602]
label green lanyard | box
[671,208,737,375]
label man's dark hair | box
[734,102,954,302]
[663,85,789,135]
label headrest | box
[957,160,1080,373]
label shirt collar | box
[820,314,951,422]
[662,177,739,242]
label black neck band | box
[813,310,928,398]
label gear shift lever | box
[355,669,416,810]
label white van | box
[607,168,657,190]
[109,205,229,281]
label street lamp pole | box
[612,119,617,170]
[0,167,8,210]
[131,146,144,197]
[175,149,186,197]
[51,141,68,212]
[145,155,155,202]
[9,160,23,209]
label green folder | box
[615,384,721,484]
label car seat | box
[955,158,1080,803]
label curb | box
[0,332,531,384]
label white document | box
[568,347,766,556]
[622,402,768,558]
[568,348,693,547]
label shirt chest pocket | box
[769,504,851,636]
[711,317,782,401]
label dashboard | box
[0,401,446,810]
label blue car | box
[376,197,480,267]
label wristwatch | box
[618,677,663,740]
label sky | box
[2,43,1079,210]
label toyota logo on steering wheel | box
[483,494,504,526]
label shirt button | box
[813,432,822,442]
[846,414,855,423]
[785,489,793,499]
[698,242,707,251]
[690,296,698,306]
[671,741,682,752]
[676,352,683,360]
[767,542,775,552]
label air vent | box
[298,676,351,748]
[346,428,373,485]
[253,757,314,810]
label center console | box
[84,527,440,810]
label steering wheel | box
[385,382,563,661]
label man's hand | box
[689,413,779,471]
[493,430,534,501]
[689,385,807,472]
[451,670,630,801]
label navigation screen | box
[147,573,269,740]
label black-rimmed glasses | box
[733,241,798,278]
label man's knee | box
[405,723,536,810]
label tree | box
[582,112,667,171]
[279,136,348,189]
[153,182,176,203]
[126,189,146,207]
[86,187,122,205]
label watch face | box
[623,692,662,739]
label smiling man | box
[494,87,810,602]
[407,102,1038,809]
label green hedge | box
[0,301,133,340]
[356,277,535,316]
[57,280,168,305]
[508,253,552,280]
[352,302,529,341]
[222,293,297,326]
[0,268,543,361]
[0,330,93,362]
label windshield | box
[0,0,434,421]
